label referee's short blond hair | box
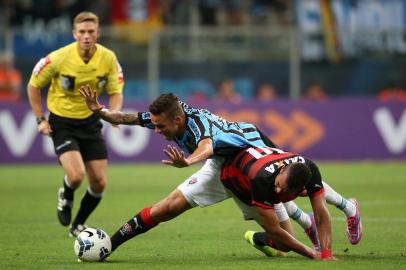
[73,12,99,28]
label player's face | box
[151,113,181,141]
[73,21,100,51]
[274,168,289,195]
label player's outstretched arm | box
[310,194,337,260]
[79,84,140,125]
[257,207,320,260]
[162,138,214,168]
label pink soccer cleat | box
[346,198,362,245]
[304,213,321,252]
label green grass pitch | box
[0,162,405,270]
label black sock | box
[71,189,101,227]
[63,176,75,201]
[253,232,269,246]
[111,208,158,251]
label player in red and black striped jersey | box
[221,146,325,207]
[220,146,333,260]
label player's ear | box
[72,28,79,41]
[173,115,182,124]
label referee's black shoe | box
[57,187,73,226]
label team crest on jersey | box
[188,177,198,185]
[33,56,51,76]
[61,74,75,91]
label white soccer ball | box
[74,228,111,262]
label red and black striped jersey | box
[220,146,324,209]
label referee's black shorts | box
[48,112,108,162]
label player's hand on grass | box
[78,84,104,112]
[318,250,338,261]
[162,145,189,168]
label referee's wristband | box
[321,249,332,259]
[36,116,46,125]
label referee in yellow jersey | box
[27,12,124,237]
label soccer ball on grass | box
[74,227,111,262]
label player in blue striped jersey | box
[79,86,321,255]
[138,101,275,157]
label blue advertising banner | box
[0,99,405,163]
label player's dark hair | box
[149,93,183,119]
[285,163,312,193]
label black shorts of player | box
[48,112,108,162]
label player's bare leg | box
[69,159,107,237]
[57,151,85,226]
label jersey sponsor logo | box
[116,61,124,83]
[264,155,305,174]
[61,75,75,91]
[33,56,51,76]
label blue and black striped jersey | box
[138,101,276,157]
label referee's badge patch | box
[61,75,75,90]
[97,76,107,89]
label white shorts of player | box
[177,157,289,223]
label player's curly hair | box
[285,163,312,193]
[149,93,183,119]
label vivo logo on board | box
[373,107,406,154]
[0,110,150,160]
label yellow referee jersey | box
[29,42,124,119]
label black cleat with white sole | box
[57,187,73,226]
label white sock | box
[323,181,356,217]
[64,175,74,188]
[283,201,312,229]
[87,186,103,198]
[274,202,289,222]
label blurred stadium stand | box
[1,0,406,101]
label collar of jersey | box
[73,42,99,64]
